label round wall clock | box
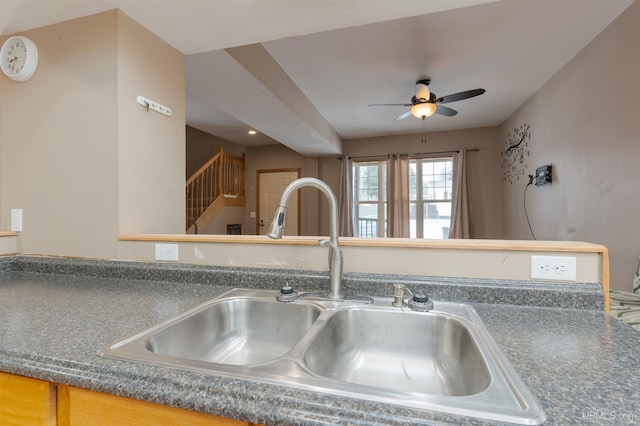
[1,36,38,82]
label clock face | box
[1,36,38,82]
[4,39,27,74]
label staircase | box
[186,146,245,233]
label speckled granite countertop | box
[0,255,638,425]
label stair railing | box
[186,146,245,230]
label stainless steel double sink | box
[99,289,545,424]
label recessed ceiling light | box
[248,130,257,135]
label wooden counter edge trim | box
[602,249,610,313]
[0,232,18,237]
[119,234,607,253]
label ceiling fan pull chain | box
[420,119,428,143]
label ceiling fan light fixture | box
[415,82,430,101]
[411,102,437,119]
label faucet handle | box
[276,283,299,303]
[407,290,434,312]
[318,239,338,251]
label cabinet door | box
[0,372,56,426]
[57,385,250,426]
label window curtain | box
[449,149,473,239]
[338,157,354,237]
[387,154,410,238]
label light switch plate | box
[11,209,22,232]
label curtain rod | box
[343,147,479,161]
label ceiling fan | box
[369,79,485,121]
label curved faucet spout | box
[267,177,344,299]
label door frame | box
[256,168,301,235]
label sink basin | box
[99,289,545,425]
[145,297,320,365]
[302,309,491,396]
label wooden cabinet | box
[0,372,56,426]
[0,372,255,426]
[57,385,250,426]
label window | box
[352,161,386,237]
[409,157,453,239]
[351,156,453,239]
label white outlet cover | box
[11,209,22,232]
[531,255,577,281]
[155,244,179,261]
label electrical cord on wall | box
[524,175,537,240]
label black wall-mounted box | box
[535,164,552,186]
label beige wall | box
[501,1,640,290]
[0,234,18,255]
[0,11,185,255]
[0,69,2,218]
[200,206,245,235]
[0,12,120,257]
[186,125,245,178]
[318,126,502,238]
[118,237,603,285]
[117,11,185,235]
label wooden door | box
[257,170,300,235]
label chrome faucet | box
[267,177,344,299]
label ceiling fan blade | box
[436,88,485,104]
[368,103,412,107]
[435,105,458,117]
[393,110,413,121]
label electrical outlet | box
[531,256,576,281]
[155,244,179,261]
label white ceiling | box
[1,0,635,154]
[263,0,634,140]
